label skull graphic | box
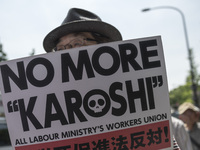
[83,89,111,117]
[88,95,106,113]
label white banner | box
[0,36,173,150]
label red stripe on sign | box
[15,120,171,150]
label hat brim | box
[178,102,200,114]
[43,21,122,52]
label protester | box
[43,7,180,150]
[172,116,193,150]
[43,8,122,52]
[179,102,200,150]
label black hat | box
[43,8,122,52]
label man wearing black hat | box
[43,8,180,150]
[43,8,122,52]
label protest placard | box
[0,36,173,150]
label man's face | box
[54,32,97,51]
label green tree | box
[29,48,35,56]
[169,49,200,107]
[0,41,7,117]
[169,78,193,107]
[0,42,7,61]
[188,48,200,106]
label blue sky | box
[0,0,200,90]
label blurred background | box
[0,0,200,149]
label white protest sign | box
[0,36,173,150]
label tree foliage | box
[169,49,200,107]
[0,42,7,62]
[169,79,193,107]
[29,48,35,56]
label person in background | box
[172,116,193,150]
[179,102,200,150]
[43,7,180,150]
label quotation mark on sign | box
[7,100,19,113]
[152,76,163,88]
